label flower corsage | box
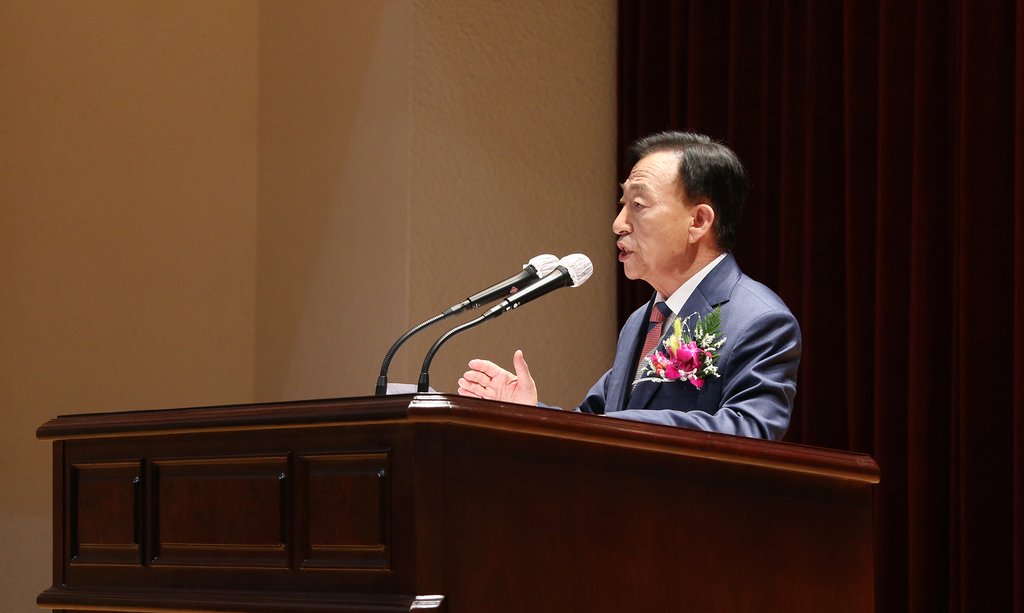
[635,306,726,390]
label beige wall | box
[0,0,615,608]
[406,1,617,405]
[0,2,260,608]
[255,0,617,403]
[255,1,414,401]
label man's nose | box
[612,207,630,235]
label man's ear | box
[688,203,716,243]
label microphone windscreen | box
[526,253,560,277]
[559,253,594,287]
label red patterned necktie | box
[635,302,672,380]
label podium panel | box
[38,394,878,612]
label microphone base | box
[417,372,431,394]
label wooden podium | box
[37,394,878,612]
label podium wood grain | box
[37,394,878,612]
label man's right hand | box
[457,349,539,406]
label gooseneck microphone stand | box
[375,312,449,396]
[416,314,491,393]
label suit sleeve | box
[604,307,801,440]
[575,307,648,415]
[576,369,612,415]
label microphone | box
[374,253,559,396]
[416,253,593,393]
[479,253,594,321]
[442,253,560,317]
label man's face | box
[614,150,696,297]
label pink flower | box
[673,341,703,373]
[688,375,704,389]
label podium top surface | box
[37,393,879,484]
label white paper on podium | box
[386,382,439,394]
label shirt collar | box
[657,252,728,316]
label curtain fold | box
[1015,7,1024,610]
[617,1,1024,611]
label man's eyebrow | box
[620,180,650,193]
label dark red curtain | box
[618,1,1024,611]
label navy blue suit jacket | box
[577,254,800,440]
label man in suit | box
[457,131,801,440]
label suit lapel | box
[624,254,741,411]
[614,295,656,410]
